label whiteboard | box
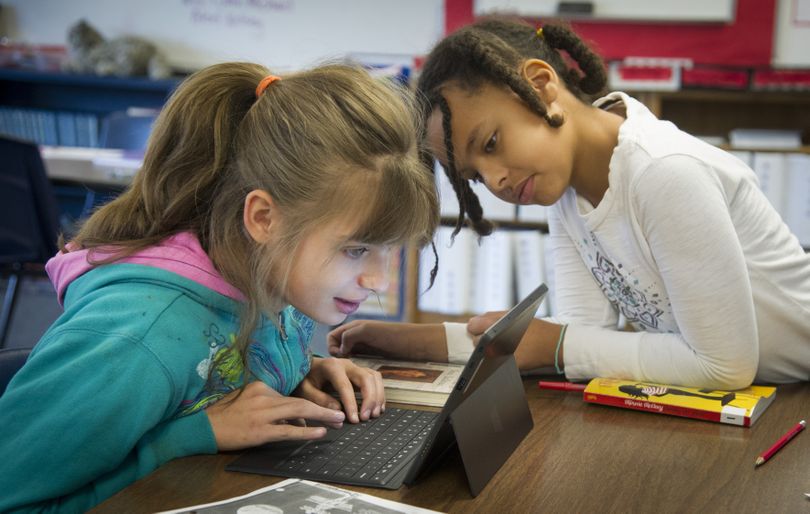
[773,0,810,67]
[2,0,444,71]
[474,0,736,22]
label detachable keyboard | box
[228,407,439,488]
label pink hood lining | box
[45,232,246,306]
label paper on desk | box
[155,478,443,514]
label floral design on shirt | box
[590,252,663,330]
[178,310,314,418]
[179,324,242,416]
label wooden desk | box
[91,381,810,514]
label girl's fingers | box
[327,321,362,355]
[326,326,347,355]
[260,423,327,442]
[329,369,361,423]
[374,370,386,414]
[334,324,364,355]
[297,380,342,411]
[352,369,384,420]
[255,394,345,427]
[467,311,505,336]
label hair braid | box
[435,95,493,239]
[459,32,564,128]
[540,24,606,96]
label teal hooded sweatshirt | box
[0,232,313,513]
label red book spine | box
[583,392,734,424]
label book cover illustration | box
[350,357,463,407]
[583,378,776,426]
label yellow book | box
[583,378,776,427]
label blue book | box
[57,112,77,146]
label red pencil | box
[538,381,587,392]
[754,419,806,467]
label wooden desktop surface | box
[90,380,810,514]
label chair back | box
[0,136,60,266]
[0,347,31,396]
[99,108,158,152]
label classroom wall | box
[0,0,444,71]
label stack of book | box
[349,357,463,407]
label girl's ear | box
[243,189,280,244]
[521,59,559,105]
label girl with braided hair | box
[329,18,810,389]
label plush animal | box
[62,19,171,79]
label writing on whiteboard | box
[183,0,294,29]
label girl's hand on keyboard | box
[296,357,385,424]
[205,381,346,451]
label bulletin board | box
[447,0,777,67]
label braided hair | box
[417,17,607,237]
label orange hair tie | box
[255,74,281,98]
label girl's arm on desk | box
[328,316,565,371]
[328,321,448,362]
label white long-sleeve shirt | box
[445,92,810,388]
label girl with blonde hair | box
[0,62,439,512]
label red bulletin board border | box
[445,0,776,67]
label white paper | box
[156,478,442,514]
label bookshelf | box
[0,68,179,111]
[637,88,810,253]
[632,89,810,152]
[0,68,182,233]
[0,68,181,147]
[403,215,550,323]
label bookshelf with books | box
[0,68,180,148]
